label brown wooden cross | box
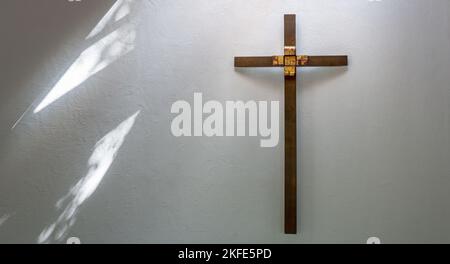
[234,14,348,234]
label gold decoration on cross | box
[297,55,309,66]
[272,56,284,66]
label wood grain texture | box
[303,56,348,67]
[234,56,275,67]
[284,75,297,234]
[284,14,296,47]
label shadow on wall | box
[234,66,348,93]
[32,0,142,244]
[11,0,138,129]
[0,0,150,244]
[299,67,349,91]
[38,111,140,244]
[0,0,114,130]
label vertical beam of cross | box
[234,14,348,234]
[283,14,297,234]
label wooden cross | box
[234,14,348,234]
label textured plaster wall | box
[0,0,449,243]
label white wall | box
[0,0,449,243]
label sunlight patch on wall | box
[33,0,137,114]
[86,0,132,40]
[0,214,11,227]
[37,111,141,244]
[33,23,136,114]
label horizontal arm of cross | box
[234,55,348,67]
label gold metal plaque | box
[272,56,284,66]
[284,46,296,56]
[297,55,309,66]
